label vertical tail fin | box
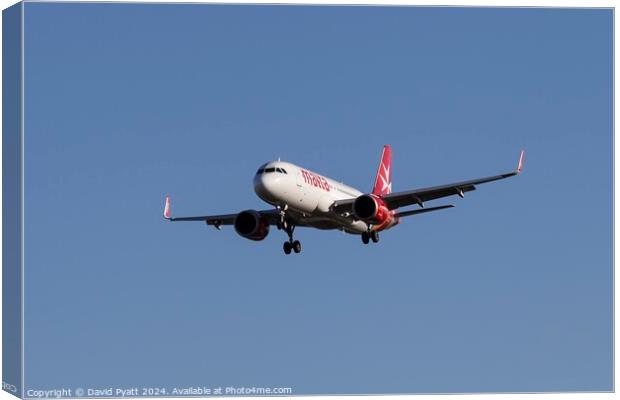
[372,145,392,197]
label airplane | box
[164,146,525,255]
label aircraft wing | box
[394,204,454,218]
[162,196,282,228]
[333,150,524,213]
[167,212,239,226]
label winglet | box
[516,150,525,174]
[163,196,172,220]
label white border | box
[20,2,24,397]
[0,2,615,400]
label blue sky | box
[22,3,611,394]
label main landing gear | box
[278,218,301,255]
[283,239,301,255]
[361,230,379,245]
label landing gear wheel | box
[280,217,300,254]
[361,232,370,244]
[370,231,379,243]
[283,241,292,254]
[276,222,282,230]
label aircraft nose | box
[254,173,278,201]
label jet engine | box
[353,194,392,224]
[234,210,270,241]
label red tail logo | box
[372,145,392,197]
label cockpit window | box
[255,163,268,175]
[256,166,288,175]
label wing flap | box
[395,204,454,218]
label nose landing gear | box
[282,221,301,255]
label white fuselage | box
[253,161,369,234]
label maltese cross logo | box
[379,163,391,194]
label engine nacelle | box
[353,194,392,224]
[234,210,270,241]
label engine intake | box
[353,194,379,220]
[234,210,270,241]
[353,194,394,227]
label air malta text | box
[301,170,330,192]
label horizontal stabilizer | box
[395,204,454,218]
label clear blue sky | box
[23,3,612,394]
